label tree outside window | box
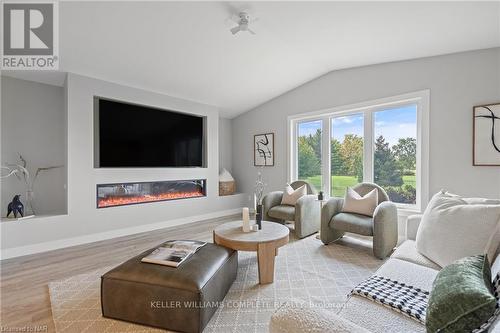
[297,121,322,191]
[374,105,417,204]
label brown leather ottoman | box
[101,242,237,333]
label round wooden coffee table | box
[213,221,289,284]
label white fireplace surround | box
[0,74,246,259]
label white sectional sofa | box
[269,215,500,333]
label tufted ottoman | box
[101,242,237,333]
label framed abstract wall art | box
[254,133,274,166]
[473,103,500,166]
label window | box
[289,91,429,211]
[297,120,322,191]
[331,114,364,197]
[374,105,417,205]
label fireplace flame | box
[98,191,204,208]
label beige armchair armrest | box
[295,194,321,238]
[320,198,345,244]
[270,302,371,333]
[406,214,423,241]
[262,191,284,221]
[372,201,398,259]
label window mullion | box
[363,110,374,183]
[322,117,331,198]
[293,121,298,182]
[289,121,294,182]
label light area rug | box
[48,235,383,333]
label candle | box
[242,207,250,232]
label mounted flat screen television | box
[94,97,206,168]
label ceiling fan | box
[230,12,256,35]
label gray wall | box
[1,77,67,216]
[219,117,232,173]
[1,73,246,257]
[232,48,500,207]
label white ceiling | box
[4,1,500,117]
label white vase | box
[242,207,250,232]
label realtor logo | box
[2,1,59,70]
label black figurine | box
[318,191,324,201]
[7,195,24,218]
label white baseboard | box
[0,208,242,260]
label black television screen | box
[95,98,205,167]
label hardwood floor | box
[0,214,240,332]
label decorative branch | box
[19,153,28,184]
[19,154,27,168]
[254,167,267,205]
[1,155,63,187]
[0,166,18,179]
[33,166,63,186]
[1,155,63,214]
[4,163,28,186]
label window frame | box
[288,90,430,213]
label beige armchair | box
[321,183,398,259]
[262,181,320,239]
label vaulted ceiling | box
[4,1,500,117]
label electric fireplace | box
[97,179,206,208]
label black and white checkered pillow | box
[472,273,500,333]
[350,275,429,324]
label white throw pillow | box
[416,191,500,268]
[281,184,307,206]
[341,187,378,217]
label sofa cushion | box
[331,212,373,236]
[426,255,496,333]
[416,191,500,267]
[268,205,296,221]
[340,258,437,333]
[392,240,441,270]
